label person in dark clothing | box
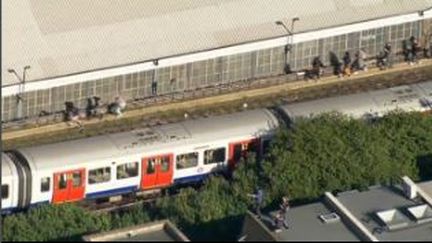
[311,56,325,80]
[402,40,409,62]
[329,52,343,78]
[342,51,352,77]
[410,36,420,64]
[151,80,158,96]
[377,51,388,70]
[64,101,84,128]
[273,210,289,232]
[86,96,100,117]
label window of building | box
[1,185,9,200]
[117,162,139,179]
[41,177,50,192]
[176,152,199,169]
[204,148,226,164]
[88,167,111,184]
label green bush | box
[2,204,111,241]
[262,112,430,201]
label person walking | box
[248,187,264,219]
[280,196,290,214]
[384,42,393,68]
[342,51,352,77]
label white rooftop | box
[3,0,432,86]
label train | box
[2,81,432,214]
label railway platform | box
[3,58,432,147]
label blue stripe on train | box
[85,185,138,200]
[173,174,209,185]
[1,201,50,215]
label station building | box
[2,0,432,122]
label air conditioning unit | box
[402,178,417,199]
[319,213,341,224]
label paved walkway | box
[3,59,432,142]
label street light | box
[7,66,31,120]
[275,17,300,74]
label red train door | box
[52,169,86,204]
[228,138,260,170]
[141,154,173,190]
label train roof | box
[18,109,279,171]
[281,81,432,121]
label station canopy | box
[2,0,432,86]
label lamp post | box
[275,17,300,74]
[7,66,31,120]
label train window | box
[72,172,82,187]
[160,156,170,172]
[89,167,111,184]
[204,148,226,164]
[117,162,139,180]
[176,152,199,170]
[59,174,67,189]
[41,177,50,192]
[1,185,9,200]
[147,159,156,174]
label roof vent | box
[319,213,340,224]
[375,209,410,231]
[406,204,432,224]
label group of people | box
[65,96,127,127]
[305,35,432,80]
[248,188,291,232]
[305,49,368,81]
[402,36,422,65]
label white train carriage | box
[1,109,279,211]
[369,82,432,116]
[280,81,432,121]
[2,153,19,213]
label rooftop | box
[336,186,432,241]
[3,0,432,86]
[274,202,360,241]
[82,220,189,242]
[240,177,432,241]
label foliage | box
[1,204,111,241]
[262,112,431,201]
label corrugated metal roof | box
[2,0,432,85]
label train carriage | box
[1,109,279,212]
